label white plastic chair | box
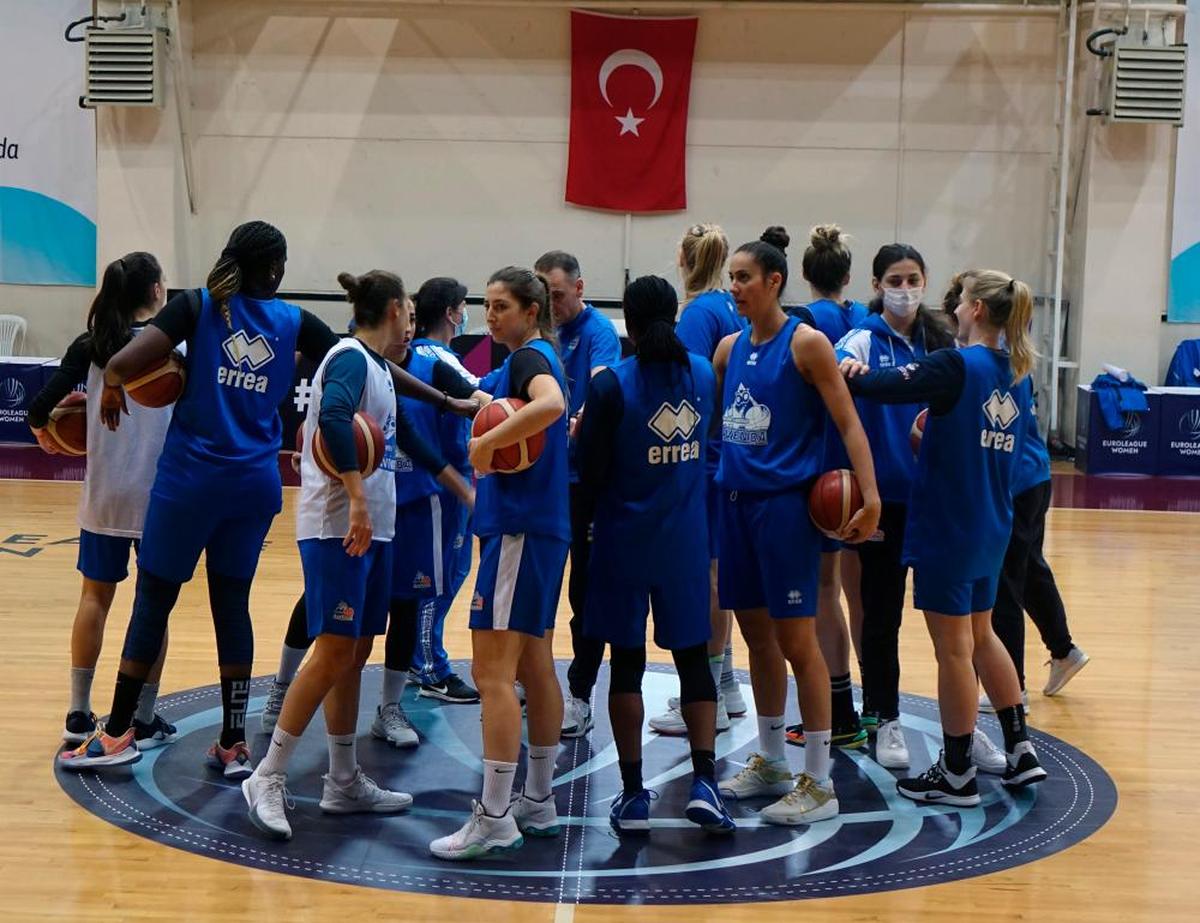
[0,315,27,357]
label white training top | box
[77,328,176,538]
[296,337,398,542]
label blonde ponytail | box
[962,270,1036,383]
[679,223,728,302]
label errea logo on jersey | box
[980,389,1020,452]
[218,330,276,393]
[647,400,702,464]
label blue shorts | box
[299,538,392,638]
[77,531,139,583]
[469,533,568,637]
[391,495,446,600]
[913,569,1000,616]
[717,489,821,618]
[138,491,274,583]
[584,562,710,650]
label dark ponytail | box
[735,226,790,293]
[623,275,687,367]
[87,251,162,367]
[489,266,555,346]
[337,270,404,329]
[414,277,468,338]
[206,220,287,330]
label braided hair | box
[624,275,687,367]
[206,221,288,329]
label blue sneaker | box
[685,777,736,834]
[609,788,653,835]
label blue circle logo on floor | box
[55,662,1116,904]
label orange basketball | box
[470,398,545,473]
[126,352,186,408]
[302,412,387,479]
[910,408,928,457]
[45,391,88,456]
[808,468,864,538]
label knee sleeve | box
[284,594,313,650]
[208,571,254,666]
[608,645,646,696]
[673,643,717,705]
[385,599,419,671]
[121,569,182,664]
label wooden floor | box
[2,476,1196,921]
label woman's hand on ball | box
[31,427,58,455]
[840,494,882,544]
[469,436,496,476]
[99,384,128,431]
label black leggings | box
[992,480,1073,687]
[567,483,606,699]
[284,592,419,672]
[858,501,909,721]
[609,642,715,703]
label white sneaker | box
[372,703,419,748]
[1044,647,1090,696]
[319,768,413,814]
[875,719,910,769]
[650,697,731,736]
[511,790,560,837]
[429,801,523,861]
[242,769,293,841]
[971,729,1007,775]
[718,752,794,800]
[514,681,527,705]
[979,689,1029,714]
[561,695,593,738]
[260,679,288,735]
[721,680,748,717]
[760,772,839,825]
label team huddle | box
[39,217,1089,860]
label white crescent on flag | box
[598,49,664,110]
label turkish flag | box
[566,11,698,213]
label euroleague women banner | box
[0,0,96,286]
[1168,0,1200,322]
[565,11,698,213]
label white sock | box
[70,666,94,715]
[757,715,787,763]
[327,732,358,784]
[382,668,409,707]
[481,758,518,816]
[721,643,735,687]
[276,644,306,686]
[134,682,159,725]
[257,727,299,777]
[708,655,724,693]
[525,745,557,801]
[804,729,832,782]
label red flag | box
[566,11,698,213]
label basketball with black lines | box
[808,468,864,538]
[297,412,387,478]
[44,391,87,456]
[125,351,186,408]
[470,397,545,473]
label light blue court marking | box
[406,702,485,776]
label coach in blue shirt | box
[534,250,622,738]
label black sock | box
[830,672,855,728]
[943,732,973,775]
[619,759,643,794]
[105,671,146,736]
[996,704,1029,753]
[691,749,716,782]
[220,676,251,748]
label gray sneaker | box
[561,695,593,738]
[320,767,412,814]
[260,679,289,735]
[372,702,419,748]
[1044,647,1090,696]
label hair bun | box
[760,225,790,254]
[336,271,360,301]
[810,224,843,251]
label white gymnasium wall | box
[85,1,1055,323]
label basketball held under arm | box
[98,325,174,430]
[468,373,565,476]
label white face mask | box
[882,286,922,317]
[453,306,469,337]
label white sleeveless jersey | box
[296,337,398,542]
[77,329,176,538]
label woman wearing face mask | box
[833,244,957,772]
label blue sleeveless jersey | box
[1011,376,1051,496]
[155,289,301,512]
[393,350,441,506]
[677,289,746,480]
[590,355,715,582]
[804,298,869,345]
[903,345,1031,581]
[473,338,570,541]
[412,337,472,479]
[717,316,826,492]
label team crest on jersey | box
[471,591,485,611]
[453,533,465,550]
[222,330,275,370]
[394,449,414,473]
[980,389,1020,452]
[413,572,432,590]
[723,384,771,445]
[747,351,759,367]
[333,601,356,622]
[648,400,700,441]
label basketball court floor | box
[2,449,1196,921]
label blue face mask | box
[453,306,469,337]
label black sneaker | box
[1001,740,1048,788]
[63,710,97,745]
[133,713,178,750]
[419,672,480,704]
[897,756,980,807]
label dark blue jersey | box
[1011,376,1051,496]
[393,350,442,505]
[677,289,746,480]
[794,298,869,472]
[473,338,570,542]
[717,316,826,492]
[557,304,621,482]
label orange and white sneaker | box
[58,727,141,771]
[205,741,254,780]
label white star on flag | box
[615,108,645,136]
